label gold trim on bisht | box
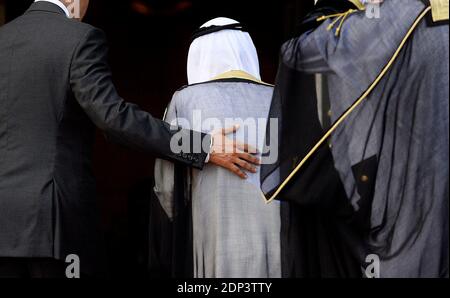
[316,0,366,37]
[265,6,433,204]
[430,0,449,22]
[348,0,366,11]
[211,70,274,87]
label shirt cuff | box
[205,134,213,163]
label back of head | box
[187,17,261,85]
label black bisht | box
[148,163,194,278]
[260,0,367,277]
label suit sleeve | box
[69,28,210,169]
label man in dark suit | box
[0,0,260,278]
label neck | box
[59,0,70,9]
[58,0,72,15]
[35,0,71,18]
[56,0,85,20]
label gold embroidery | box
[317,9,358,36]
[430,0,449,22]
[361,175,369,183]
[211,70,273,87]
[348,0,366,11]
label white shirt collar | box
[34,0,71,18]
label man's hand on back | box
[209,125,260,179]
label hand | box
[209,125,261,179]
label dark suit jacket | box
[0,2,209,275]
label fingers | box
[233,157,258,174]
[236,153,260,166]
[213,125,259,155]
[235,140,259,154]
[209,152,259,179]
[226,163,248,179]
[221,124,240,135]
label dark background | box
[1,0,313,278]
